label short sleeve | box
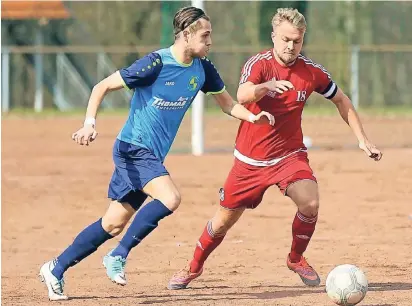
[239,54,265,85]
[200,57,226,95]
[119,52,163,90]
[312,63,338,99]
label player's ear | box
[271,31,275,44]
[183,30,190,43]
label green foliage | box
[2,1,412,109]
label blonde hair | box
[272,8,306,32]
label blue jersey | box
[117,47,225,162]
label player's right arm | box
[72,53,162,146]
[236,55,293,104]
[237,80,294,104]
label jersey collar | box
[170,46,193,67]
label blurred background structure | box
[2,0,412,152]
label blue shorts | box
[108,139,169,210]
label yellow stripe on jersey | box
[206,86,226,96]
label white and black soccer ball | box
[325,264,368,306]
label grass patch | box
[2,105,412,119]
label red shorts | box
[220,151,316,210]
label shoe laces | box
[174,266,192,279]
[50,260,65,294]
[299,257,311,268]
[111,256,126,274]
[297,257,316,276]
[55,278,65,293]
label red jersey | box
[235,49,338,161]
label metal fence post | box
[2,48,10,113]
[34,27,44,112]
[191,0,205,156]
[350,45,360,109]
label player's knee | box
[160,191,181,212]
[300,199,319,217]
[210,207,244,236]
[211,220,229,236]
[211,217,235,236]
[101,216,127,236]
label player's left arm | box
[200,58,274,125]
[314,65,382,161]
[330,87,383,161]
[212,90,274,125]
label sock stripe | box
[297,211,318,224]
[206,220,215,237]
[206,220,226,238]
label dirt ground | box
[2,113,412,306]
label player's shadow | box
[69,282,412,303]
[248,282,412,292]
[368,282,412,292]
[69,285,324,303]
[132,289,325,304]
[361,304,396,306]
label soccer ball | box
[303,135,313,148]
[325,264,368,306]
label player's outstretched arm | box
[330,88,382,161]
[72,71,125,146]
[212,90,275,125]
[237,80,294,104]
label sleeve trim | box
[119,74,131,91]
[206,86,226,96]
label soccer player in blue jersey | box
[39,6,275,301]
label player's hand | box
[71,124,98,146]
[252,111,275,126]
[359,140,382,161]
[264,79,294,94]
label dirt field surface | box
[2,113,412,306]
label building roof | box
[2,1,70,20]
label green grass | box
[303,105,412,116]
[1,107,128,118]
[2,105,412,119]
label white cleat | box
[39,259,68,301]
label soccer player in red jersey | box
[168,8,382,289]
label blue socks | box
[51,200,173,279]
[111,199,172,259]
[51,218,112,280]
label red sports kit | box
[220,49,338,210]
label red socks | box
[289,211,318,263]
[189,221,225,273]
[188,212,317,271]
